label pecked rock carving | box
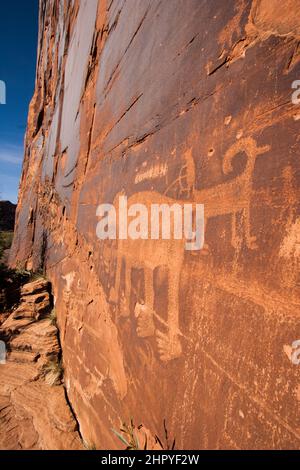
[9,0,300,450]
[108,137,270,362]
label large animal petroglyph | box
[108,137,270,361]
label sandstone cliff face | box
[10,0,300,449]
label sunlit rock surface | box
[10,0,300,449]
[0,278,82,450]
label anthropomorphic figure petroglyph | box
[108,137,270,361]
[109,190,186,362]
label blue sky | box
[0,0,38,203]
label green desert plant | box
[14,263,32,278]
[112,418,176,450]
[0,231,13,260]
[112,419,140,450]
[155,419,176,450]
[29,270,46,281]
[84,441,97,450]
[43,357,63,386]
[49,308,57,325]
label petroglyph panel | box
[11,0,300,449]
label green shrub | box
[0,231,13,260]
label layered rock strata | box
[0,278,83,450]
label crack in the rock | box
[104,93,143,138]
[103,5,151,97]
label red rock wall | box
[11,0,300,449]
